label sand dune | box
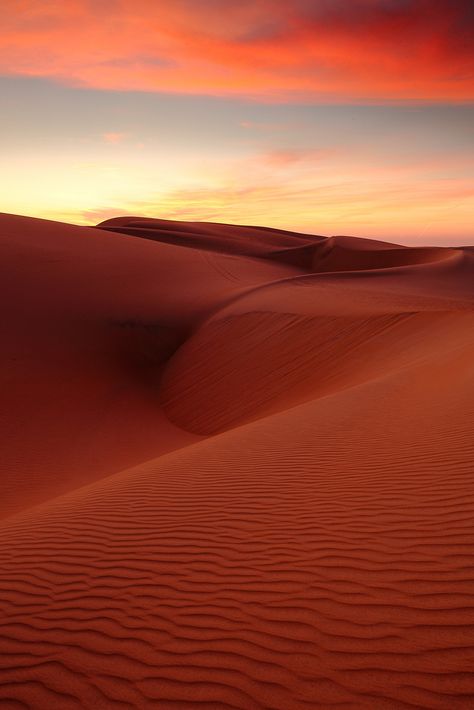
[1,212,473,708]
[0,213,298,518]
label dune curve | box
[1,212,474,708]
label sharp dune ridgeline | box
[1,211,474,709]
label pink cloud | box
[260,148,338,167]
[102,132,127,144]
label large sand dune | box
[0,212,473,708]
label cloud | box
[76,173,474,247]
[102,131,127,144]
[73,145,474,245]
[259,148,338,167]
[0,0,472,102]
[239,120,292,132]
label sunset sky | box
[1,0,473,243]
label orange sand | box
[0,212,473,708]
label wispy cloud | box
[239,120,295,132]
[75,148,474,244]
[259,148,339,167]
[102,132,127,144]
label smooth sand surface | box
[0,213,474,708]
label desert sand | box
[0,211,474,708]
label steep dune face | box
[160,310,462,435]
[0,213,299,518]
[1,212,474,708]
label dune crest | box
[1,212,474,708]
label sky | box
[1,0,473,243]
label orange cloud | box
[102,132,126,144]
[260,148,338,167]
[0,0,472,102]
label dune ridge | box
[0,212,473,708]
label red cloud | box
[0,0,472,102]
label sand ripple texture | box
[1,213,474,709]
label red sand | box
[0,212,474,708]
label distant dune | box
[1,212,474,708]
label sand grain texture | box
[1,213,474,709]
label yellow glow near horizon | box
[5,148,473,245]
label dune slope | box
[0,212,473,708]
[0,213,298,518]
